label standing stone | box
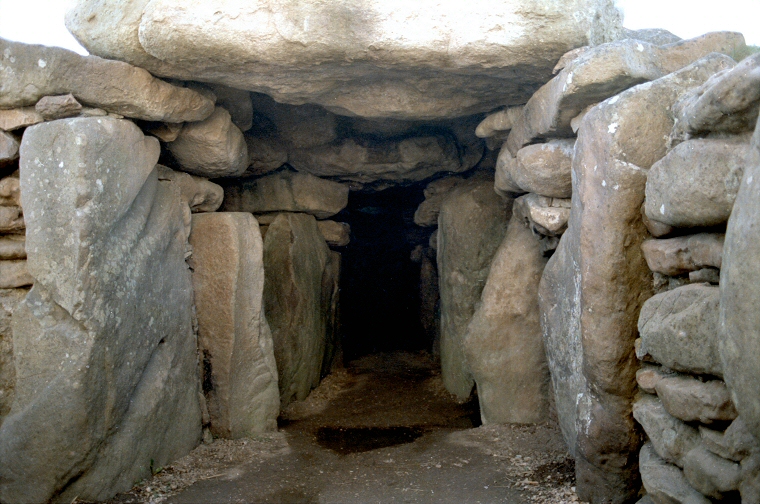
[463,215,549,424]
[0,289,27,424]
[320,251,342,378]
[0,118,200,503]
[189,212,280,438]
[264,213,330,407]
[437,182,510,400]
[419,250,440,354]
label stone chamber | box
[1,1,760,503]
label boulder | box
[655,376,738,425]
[0,262,32,289]
[508,140,575,198]
[221,170,349,219]
[507,34,743,153]
[244,136,289,177]
[0,38,214,122]
[0,118,200,503]
[437,182,510,399]
[682,445,741,498]
[700,417,760,463]
[189,212,279,438]
[34,93,82,120]
[622,28,682,45]
[66,0,623,120]
[512,193,571,237]
[638,284,722,377]
[721,116,760,443]
[463,215,549,424]
[645,138,749,228]
[0,108,43,131]
[632,394,700,467]
[0,289,27,423]
[263,213,330,407]
[0,132,19,169]
[641,233,724,276]
[167,107,249,178]
[741,452,760,502]
[156,165,224,213]
[317,220,350,247]
[639,443,711,504]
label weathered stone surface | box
[438,182,510,399]
[673,52,760,138]
[640,443,711,504]
[0,207,23,234]
[700,417,760,462]
[264,213,330,407]
[475,106,524,138]
[656,376,737,425]
[633,394,700,467]
[494,146,525,196]
[741,452,760,503]
[244,136,289,177]
[317,220,350,247]
[689,268,720,284]
[209,84,253,132]
[645,138,748,228]
[513,193,571,237]
[0,38,214,122]
[0,262,32,289]
[250,94,337,149]
[34,93,82,120]
[638,284,722,376]
[642,234,724,276]
[168,107,249,178]
[0,108,42,131]
[508,140,575,198]
[289,135,482,185]
[544,55,733,503]
[419,250,439,354]
[67,0,623,120]
[721,116,760,444]
[463,215,548,424]
[623,28,682,46]
[156,165,223,213]
[414,176,478,227]
[0,118,200,503]
[507,34,743,153]
[0,132,19,168]
[683,445,741,498]
[0,237,25,261]
[189,212,279,438]
[320,251,342,378]
[0,289,27,423]
[222,170,349,219]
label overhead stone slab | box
[506,33,743,154]
[156,165,223,213]
[0,118,200,503]
[512,193,571,237]
[263,213,330,408]
[250,93,338,149]
[437,181,510,400]
[0,38,214,122]
[638,284,723,377]
[645,138,749,228]
[641,233,724,276]
[0,288,27,423]
[189,212,280,438]
[632,394,700,468]
[221,170,349,219]
[656,375,738,425]
[66,0,623,120]
[639,443,712,504]
[463,215,549,424]
[508,139,575,198]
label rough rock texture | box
[221,170,349,219]
[636,364,668,395]
[0,207,23,234]
[508,139,575,198]
[167,107,249,178]
[641,233,724,276]
[0,38,214,122]
[700,417,760,462]
[243,136,289,178]
[639,443,711,504]
[263,213,330,408]
[0,108,43,131]
[34,93,82,120]
[414,176,469,227]
[0,288,27,423]
[463,215,549,424]
[156,166,224,213]
[0,118,200,503]
[656,376,737,425]
[494,146,525,196]
[541,55,733,503]
[208,84,254,132]
[0,262,32,289]
[189,212,280,438]
[638,284,723,377]
[513,193,571,237]
[317,220,350,248]
[645,138,749,228]
[320,251,342,378]
[66,0,623,120]
[507,34,744,153]
[0,237,25,261]
[475,106,524,138]
[682,445,741,498]
[0,132,19,168]
[438,182,510,400]
[632,394,700,467]
[250,94,337,149]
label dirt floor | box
[100,352,584,504]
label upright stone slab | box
[437,182,510,400]
[0,289,27,424]
[264,213,330,407]
[463,215,549,424]
[189,212,280,438]
[0,118,200,503]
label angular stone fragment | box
[264,213,330,407]
[638,284,723,377]
[317,221,350,247]
[700,417,760,462]
[656,376,738,425]
[168,107,248,178]
[0,132,19,168]
[0,262,32,289]
[189,212,280,438]
[0,117,200,503]
[508,140,574,198]
[222,171,349,219]
[641,234,724,276]
[463,215,549,424]
[156,165,223,213]
[35,93,82,120]
[513,193,571,237]
[683,445,741,498]
[632,394,700,467]
[474,106,524,138]
[645,138,748,228]
[640,443,711,504]
[0,108,43,131]
[0,288,27,422]
[244,136,288,177]
[0,38,214,122]
[438,182,510,399]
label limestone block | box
[156,165,223,213]
[508,140,575,198]
[438,182,510,400]
[0,108,43,131]
[632,394,700,467]
[0,117,200,503]
[512,193,571,237]
[623,28,681,45]
[655,376,738,425]
[463,215,549,424]
[0,38,214,122]
[222,170,349,219]
[317,221,350,247]
[34,93,82,120]
[640,443,711,504]
[683,445,741,498]
[0,289,28,423]
[641,234,724,276]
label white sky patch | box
[0,0,87,54]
